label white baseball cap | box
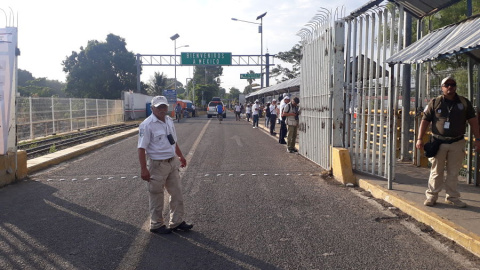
[441,77,455,85]
[283,96,290,100]
[272,99,276,102]
[151,96,169,107]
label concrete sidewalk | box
[27,128,138,174]
[25,119,480,258]
[358,162,480,257]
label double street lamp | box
[232,12,267,88]
[170,33,189,91]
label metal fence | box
[297,10,345,170]
[17,97,124,141]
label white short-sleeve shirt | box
[138,114,177,160]
[269,104,278,115]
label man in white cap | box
[278,95,290,144]
[416,77,480,208]
[269,99,279,135]
[252,99,260,128]
[138,96,193,234]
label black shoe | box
[150,225,172,234]
[172,221,194,231]
[292,149,298,152]
[279,141,287,144]
[287,149,294,153]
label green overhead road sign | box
[181,52,232,65]
[240,73,261,79]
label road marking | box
[230,135,243,147]
[116,118,211,270]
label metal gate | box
[298,5,405,180]
[297,9,345,170]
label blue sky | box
[2,0,366,92]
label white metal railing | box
[297,9,345,170]
[298,4,404,180]
[344,6,404,183]
[17,97,124,141]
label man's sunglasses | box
[443,83,456,87]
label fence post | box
[70,98,73,132]
[96,99,99,126]
[332,20,345,148]
[84,99,87,128]
[29,97,33,140]
[106,100,109,125]
[51,97,55,134]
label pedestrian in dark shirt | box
[416,77,480,208]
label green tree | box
[18,69,66,97]
[190,65,223,104]
[62,34,138,99]
[18,69,34,86]
[271,43,302,83]
[147,71,168,96]
[243,83,259,95]
[245,70,257,86]
[228,87,241,101]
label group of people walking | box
[237,95,301,153]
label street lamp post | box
[170,34,189,92]
[170,34,179,91]
[232,12,267,88]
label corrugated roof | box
[346,0,461,20]
[386,14,480,64]
[392,0,462,19]
[245,77,301,98]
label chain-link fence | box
[17,97,124,141]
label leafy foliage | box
[62,34,138,99]
[187,65,223,104]
[270,43,302,83]
[18,69,66,97]
[227,87,241,101]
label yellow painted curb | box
[27,128,138,174]
[358,178,480,257]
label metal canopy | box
[245,77,300,98]
[386,14,480,64]
[347,0,462,19]
[391,0,462,18]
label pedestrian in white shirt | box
[138,96,193,234]
[278,96,290,144]
[252,100,260,128]
[235,103,241,121]
[269,99,279,135]
[246,104,252,122]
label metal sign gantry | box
[135,53,275,92]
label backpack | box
[265,106,271,117]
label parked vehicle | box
[207,100,226,118]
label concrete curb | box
[358,177,480,257]
[27,128,138,174]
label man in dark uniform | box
[416,77,480,208]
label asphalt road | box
[1,112,478,269]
